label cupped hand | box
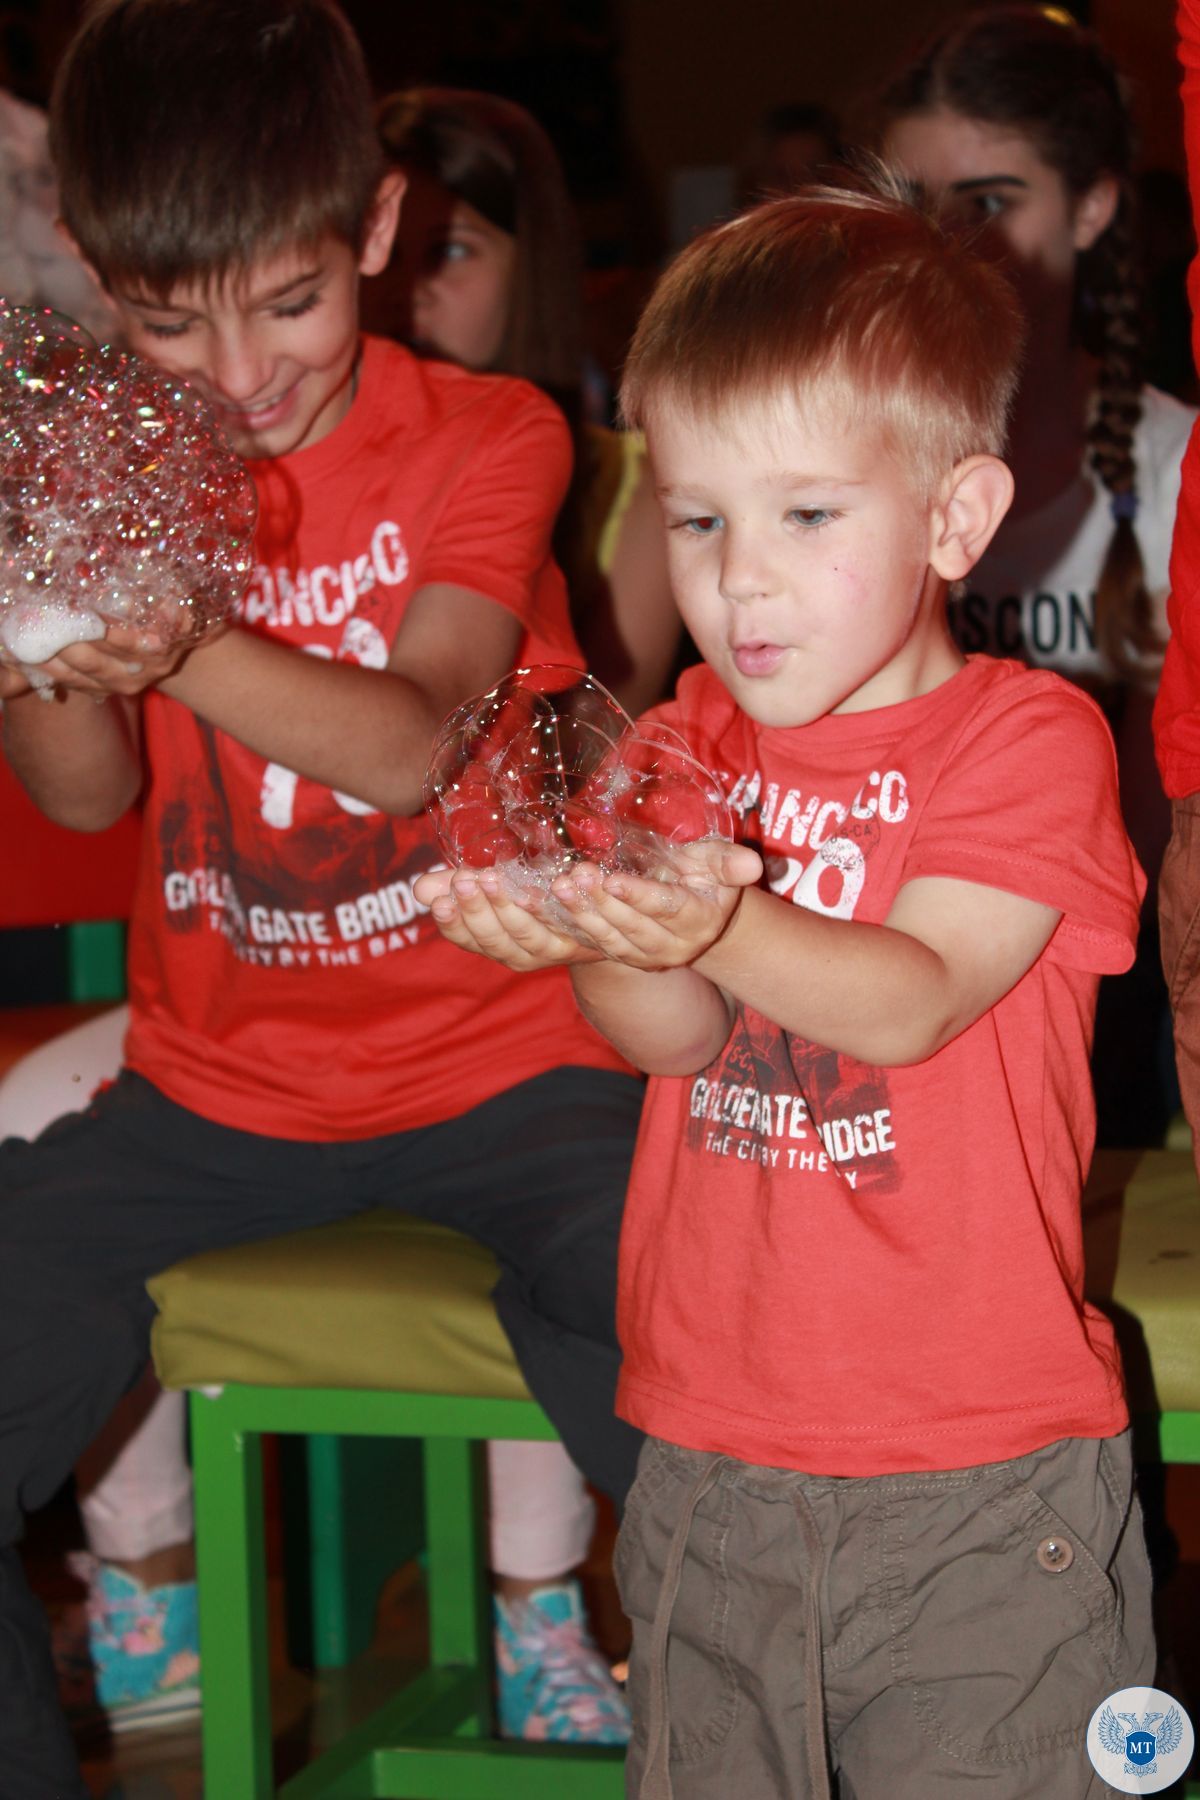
[1,617,221,700]
[413,865,605,970]
[545,840,764,970]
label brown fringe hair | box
[49,0,384,299]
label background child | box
[882,4,1195,1149]
[0,0,642,1787]
[416,185,1154,1797]
[364,85,681,719]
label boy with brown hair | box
[0,1,640,1788]
[418,186,1156,1797]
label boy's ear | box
[927,454,1014,583]
[358,170,406,278]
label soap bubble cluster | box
[425,666,733,936]
[0,302,257,690]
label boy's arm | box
[155,380,571,814]
[1,617,172,828]
[156,582,523,816]
[1,585,522,826]
[2,685,144,830]
[552,860,1060,1069]
[419,849,1059,1073]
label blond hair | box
[620,180,1024,500]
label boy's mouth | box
[217,385,297,431]
[732,641,787,677]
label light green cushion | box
[1083,1149,1200,1415]
[149,1211,531,1401]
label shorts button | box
[1036,1535,1074,1572]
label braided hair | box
[883,5,1157,677]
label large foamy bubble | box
[425,665,734,939]
[0,302,257,687]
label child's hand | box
[414,865,606,970]
[5,619,214,700]
[547,840,763,970]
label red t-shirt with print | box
[124,336,627,1139]
[617,656,1143,1475]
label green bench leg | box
[423,1437,491,1735]
[191,1390,274,1800]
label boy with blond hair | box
[0,0,642,1787]
[418,186,1156,1797]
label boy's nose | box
[718,537,774,603]
[205,335,274,405]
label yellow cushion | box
[149,1211,531,1401]
[149,1148,1200,1417]
[1083,1148,1200,1415]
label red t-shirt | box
[617,657,1143,1475]
[124,336,627,1138]
[1153,0,1200,796]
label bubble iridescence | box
[0,303,257,677]
[425,666,733,935]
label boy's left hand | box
[549,840,762,969]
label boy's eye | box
[273,290,320,320]
[679,514,722,535]
[140,319,191,340]
[788,507,833,528]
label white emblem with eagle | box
[1088,1687,1194,1792]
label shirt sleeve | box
[417,379,572,628]
[903,674,1145,974]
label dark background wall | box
[4,0,1185,226]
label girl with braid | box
[884,4,1195,1147]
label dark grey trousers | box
[0,1064,645,1798]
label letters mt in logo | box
[1098,1706,1184,1777]
[1088,1687,1194,1794]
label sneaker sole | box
[104,1685,202,1735]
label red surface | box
[0,749,139,927]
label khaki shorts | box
[615,1432,1155,1799]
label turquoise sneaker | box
[55,1553,200,1733]
[493,1580,631,1744]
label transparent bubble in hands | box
[424,666,733,944]
[0,303,258,691]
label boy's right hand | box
[414,866,606,971]
[1,620,214,701]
